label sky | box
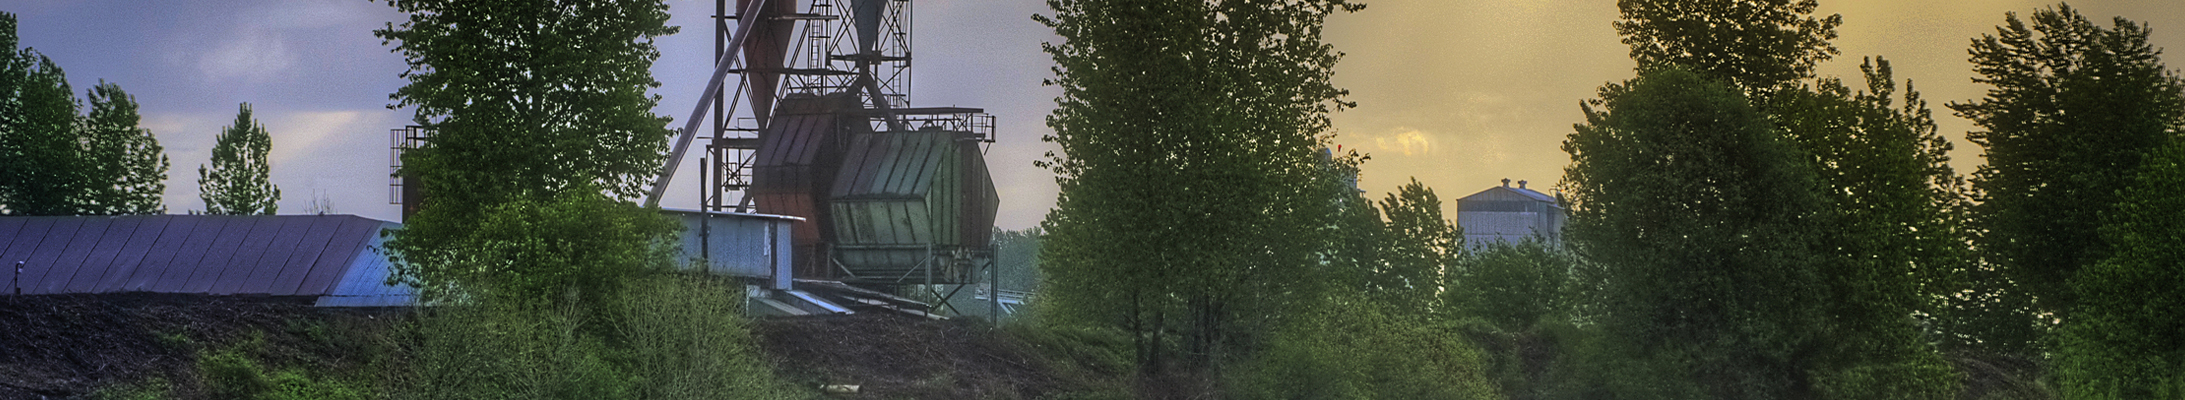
[6,0,2181,229]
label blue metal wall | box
[662,209,799,290]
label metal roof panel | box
[125,216,202,292]
[92,217,173,292]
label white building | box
[1456,179,1565,249]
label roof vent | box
[1501,178,1511,187]
[1518,180,1528,189]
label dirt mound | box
[0,294,396,399]
[754,314,1079,399]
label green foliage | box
[264,370,373,400]
[993,227,1044,293]
[1947,4,2185,345]
[1563,66,1829,399]
[403,292,633,400]
[1231,298,1500,400]
[1447,239,1576,331]
[376,0,676,214]
[2056,141,2185,400]
[90,376,172,400]
[1034,0,1365,374]
[613,275,803,400]
[377,0,681,310]
[1613,0,1842,94]
[0,14,168,216]
[1770,57,1964,400]
[401,274,800,400]
[81,81,168,215]
[388,186,677,307]
[1372,179,1457,315]
[2,48,85,215]
[200,334,274,399]
[199,103,281,215]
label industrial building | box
[0,215,415,307]
[1456,179,1565,248]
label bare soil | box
[753,313,1089,400]
[0,294,401,400]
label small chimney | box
[1518,180,1528,189]
[1501,178,1511,187]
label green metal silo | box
[826,126,999,284]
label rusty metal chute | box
[650,0,999,300]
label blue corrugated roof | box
[0,215,412,304]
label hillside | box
[0,294,1115,400]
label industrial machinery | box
[644,0,999,299]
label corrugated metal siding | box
[314,220,414,307]
[751,93,866,279]
[0,215,410,303]
[662,209,798,281]
[1456,185,1567,248]
[826,128,998,280]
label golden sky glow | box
[1320,0,2185,213]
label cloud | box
[1372,127,1435,156]
[197,29,295,82]
[264,110,382,166]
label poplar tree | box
[0,12,24,213]
[1035,0,1363,375]
[1563,66,1829,399]
[1948,5,2185,349]
[1614,0,1841,95]
[1770,58,1963,399]
[3,53,85,216]
[2057,140,2185,399]
[199,103,280,215]
[81,81,169,214]
[375,0,678,305]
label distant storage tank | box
[1456,179,1565,248]
[828,127,999,282]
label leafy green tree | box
[2056,140,2185,400]
[81,81,168,215]
[1034,0,1363,376]
[1613,0,1842,95]
[1374,178,1458,316]
[0,12,27,213]
[1770,58,1963,399]
[401,186,677,306]
[198,103,280,215]
[2,53,85,216]
[375,0,678,305]
[991,227,1043,293]
[1562,66,1829,399]
[1947,4,2185,347]
[1447,238,1575,331]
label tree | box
[1035,0,1363,377]
[1375,178,1458,316]
[2056,140,2185,400]
[0,12,27,213]
[1770,57,1963,399]
[376,0,677,306]
[1947,4,2185,340]
[80,81,168,215]
[1613,0,1842,95]
[1447,238,1575,332]
[1,15,167,216]
[198,103,280,215]
[2,52,85,216]
[1562,66,1829,399]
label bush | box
[1231,300,1500,400]
[400,273,802,400]
[614,274,803,400]
[200,335,274,399]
